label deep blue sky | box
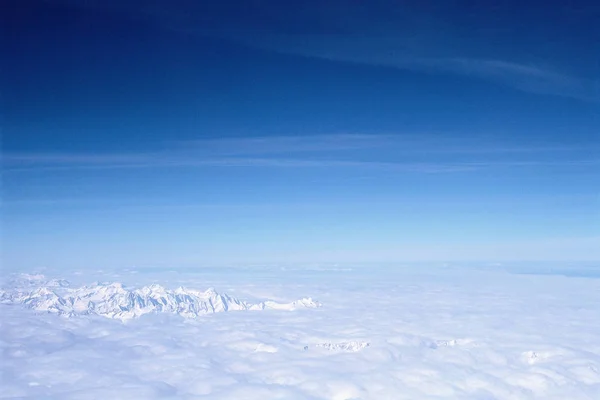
[2,0,599,269]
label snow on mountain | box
[0,276,320,320]
[309,341,370,352]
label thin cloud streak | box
[1,134,593,172]
[229,33,599,102]
[175,134,395,155]
[45,1,599,101]
[2,137,593,169]
[3,153,153,164]
[176,134,593,155]
[4,192,594,209]
[1,158,477,173]
[3,134,597,173]
[4,154,598,174]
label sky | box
[1,0,599,269]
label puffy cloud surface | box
[2,266,600,399]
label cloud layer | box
[2,266,600,399]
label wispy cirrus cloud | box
[3,134,597,173]
[176,133,594,155]
[0,156,479,174]
[227,33,599,102]
[417,58,598,101]
[3,155,598,175]
[3,153,153,164]
[174,134,394,155]
[49,1,599,102]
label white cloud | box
[4,133,597,174]
[2,266,600,399]
[228,33,599,102]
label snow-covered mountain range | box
[0,275,320,320]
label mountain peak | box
[1,276,321,321]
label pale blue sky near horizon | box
[2,0,599,269]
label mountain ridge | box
[0,275,320,320]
